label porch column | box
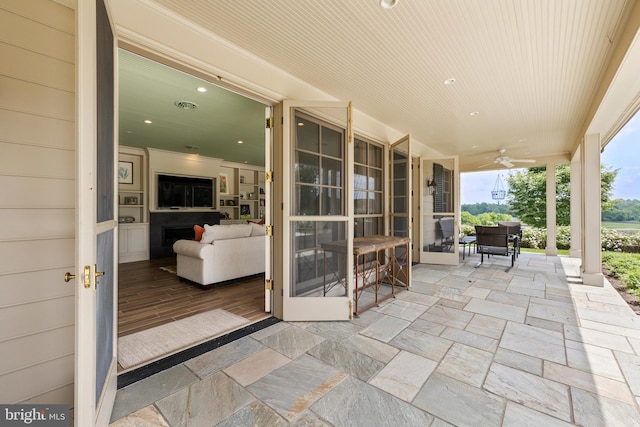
[581,133,604,286]
[545,162,557,256]
[569,149,582,258]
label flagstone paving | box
[110,253,640,426]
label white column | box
[546,162,557,256]
[569,149,582,258]
[581,133,604,286]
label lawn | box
[602,221,640,230]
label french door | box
[278,101,354,321]
[420,155,460,265]
[389,135,411,286]
[74,0,118,425]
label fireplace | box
[150,211,220,259]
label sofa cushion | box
[200,223,253,244]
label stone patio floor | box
[109,252,640,426]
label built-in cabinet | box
[219,166,265,222]
[119,147,149,263]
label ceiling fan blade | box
[478,162,494,168]
[509,158,536,163]
[501,160,515,168]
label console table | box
[321,235,410,316]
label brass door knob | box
[64,272,76,282]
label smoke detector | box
[174,100,199,110]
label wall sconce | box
[427,177,437,195]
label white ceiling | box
[127,0,637,171]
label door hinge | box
[265,279,273,290]
[265,225,273,236]
[266,117,273,129]
[265,171,273,183]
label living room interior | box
[116,48,272,371]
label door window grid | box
[292,110,347,296]
[354,137,384,238]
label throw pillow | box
[194,224,205,241]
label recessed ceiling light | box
[518,138,527,142]
[144,119,152,124]
[380,0,398,9]
[237,140,244,144]
[472,145,478,149]
[468,111,479,116]
[196,86,207,93]
[444,78,456,85]
[244,161,248,164]
[127,130,132,134]
[297,122,305,127]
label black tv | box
[157,174,214,208]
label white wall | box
[0,0,75,404]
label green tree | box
[506,164,617,228]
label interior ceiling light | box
[469,111,479,116]
[174,100,199,110]
[444,78,456,85]
[237,140,244,144]
[196,86,207,93]
[380,0,399,9]
[144,119,152,124]
[297,122,304,127]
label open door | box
[275,101,354,321]
[420,155,460,265]
[264,106,273,312]
[389,135,411,287]
[73,0,118,425]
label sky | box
[460,111,640,204]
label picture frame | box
[118,161,133,184]
[240,204,251,219]
[124,196,138,205]
[219,173,229,195]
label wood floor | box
[118,257,269,338]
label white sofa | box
[172,222,265,289]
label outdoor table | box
[321,235,410,316]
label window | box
[354,137,384,238]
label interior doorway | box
[116,48,272,373]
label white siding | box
[0,0,75,404]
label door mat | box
[118,309,250,369]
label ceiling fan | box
[480,149,536,168]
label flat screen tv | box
[157,174,214,208]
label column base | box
[581,271,604,287]
[545,247,558,256]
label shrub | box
[602,252,640,298]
